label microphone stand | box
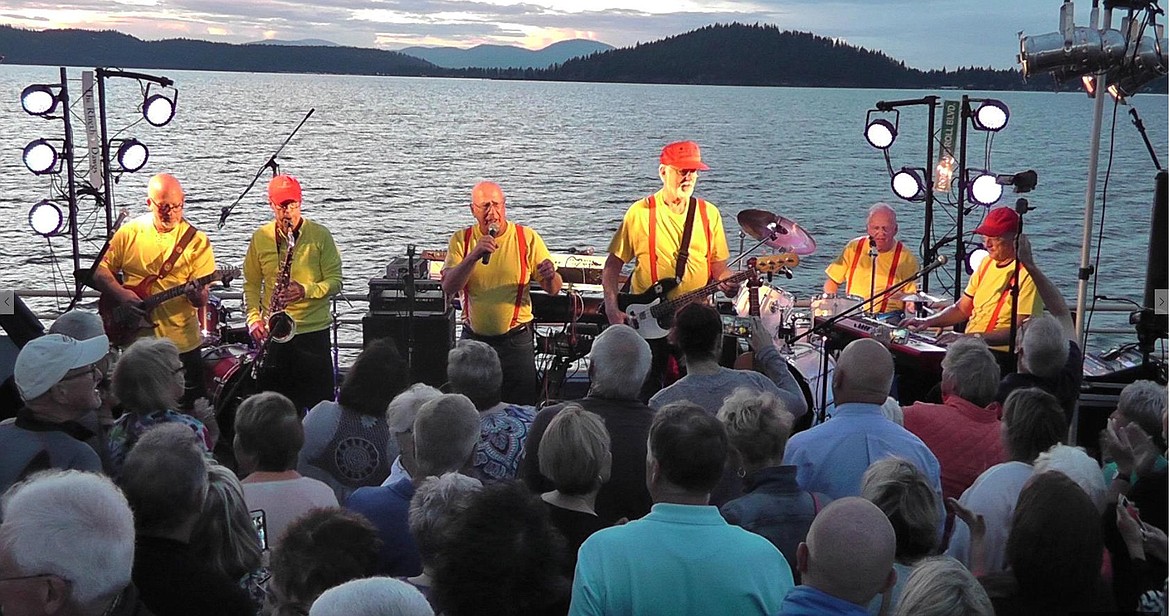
[868,237,878,316]
[793,258,946,424]
[218,108,314,230]
[1007,198,1032,373]
[404,244,417,380]
[68,207,128,311]
[728,223,790,268]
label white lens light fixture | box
[114,139,150,173]
[891,168,926,202]
[28,200,65,236]
[968,172,1004,206]
[142,84,177,127]
[864,110,899,150]
[965,245,990,275]
[20,85,61,117]
[972,100,1010,131]
[22,139,60,175]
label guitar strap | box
[674,196,699,281]
[156,223,199,280]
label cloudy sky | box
[1,0,1086,69]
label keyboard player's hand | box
[900,316,929,330]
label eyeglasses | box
[149,199,184,212]
[671,167,700,177]
[60,365,100,382]
[471,200,502,210]
[273,200,301,209]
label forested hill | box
[0,25,436,76]
[472,23,1164,93]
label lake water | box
[1,66,1165,354]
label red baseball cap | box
[973,207,1020,237]
[268,175,302,205]
[660,141,710,171]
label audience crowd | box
[0,296,1166,616]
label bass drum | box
[733,284,795,339]
[786,341,836,429]
[202,344,258,466]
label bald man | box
[94,173,216,406]
[783,339,942,501]
[442,181,562,406]
[823,203,920,315]
[779,497,897,615]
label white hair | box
[589,324,652,399]
[447,340,502,405]
[867,202,897,223]
[48,310,106,341]
[1032,444,1108,513]
[309,577,433,616]
[413,394,481,477]
[409,472,482,561]
[894,556,994,616]
[386,383,443,434]
[1118,380,1167,440]
[941,337,1000,407]
[880,396,904,426]
[1020,314,1069,379]
[0,471,135,611]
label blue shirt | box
[778,586,870,616]
[570,503,793,616]
[344,477,422,577]
[782,402,942,501]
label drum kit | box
[730,209,843,420]
[197,294,258,415]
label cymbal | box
[736,209,817,256]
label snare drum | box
[198,295,223,346]
[734,284,795,337]
[810,293,862,319]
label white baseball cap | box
[14,333,110,401]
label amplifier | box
[368,278,449,314]
[362,313,455,387]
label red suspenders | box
[461,225,530,332]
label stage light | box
[28,200,64,237]
[22,139,60,175]
[20,84,63,117]
[1019,27,1128,80]
[143,83,177,127]
[972,100,1010,132]
[864,110,898,150]
[968,171,1003,206]
[996,170,1038,194]
[965,245,990,275]
[114,139,149,173]
[891,168,926,202]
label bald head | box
[470,181,506,234]
[147,173,184,203]
[867,203,899,253]
[799,497,896,606]
[833,339,895,405]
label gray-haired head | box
[1116,380,1167,445]
[408,472,482,565]
[120,423,209,535]
[0,470,136,614]
[941,336,1000,407]
[447,339,502,409]
[588,324,651,400]
[1032,444,1108,513]
[309,577,434,616]
[893,556,994,616]
[1020,314,1069,379]
[413,394,481,478]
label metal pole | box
[58,67,82,280]
[1074,9,1113,343]
[923,96,939,293]
[954,95,971,302]
[96,69,114,235]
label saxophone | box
[252,220,297,378]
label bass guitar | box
[616,253,797,340]
[99,265,241,347]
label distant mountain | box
[399,39,614,69]
[0,25,435,76]
[247,38,340,47]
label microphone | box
[922,254,949,275]
[481,224,499,265]
[218,206,230,230]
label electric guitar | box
[99,265,240,347]
[616,253,797,340]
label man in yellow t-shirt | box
[441,181,562,405]
[903,207,1043,358]
[601,141,734,398]
[244,175,343,412]
[94,173,216,406]
[824,203,920,314]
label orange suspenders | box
[460,225,530,331]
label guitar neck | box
[654,270,754,316]
[141,272,220,309]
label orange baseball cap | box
[660,141,710,171]
[268,175,302,204]
[973,207,1020,237]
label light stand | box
[1006,197,1034,372]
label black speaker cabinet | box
[362,313,455,387]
